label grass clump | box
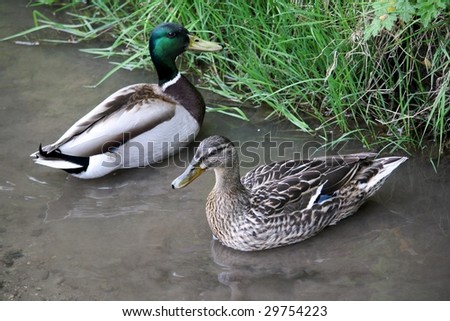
[3,0,450,159]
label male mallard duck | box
[30,23,222,179]
[172,135,407,251]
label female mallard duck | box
[172,135,407,251]
[30,23,222,179]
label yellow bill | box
[188,34,223,52]
[171,164,205,189]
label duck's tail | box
[328,155,407,225]
[30,145,89,174]
[363,156,408,195]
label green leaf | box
[380,14,398,31]
[415,0,448,27]
[396,0,416,22]
[206,106,249,121]
[364,18,383,40]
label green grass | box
[3,0,449,160]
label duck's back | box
[241,153,406,219]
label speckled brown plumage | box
[172,136,408,251]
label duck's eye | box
[207,147,220,158]
[167,32,176,38]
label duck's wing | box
[241,159,310,189]
[244,153,377,216]
[39,84,178,157]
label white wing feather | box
[42,84,178,157]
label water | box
[1,0,449,300]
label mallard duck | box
[172,135,407,251]
[30,23,222,179]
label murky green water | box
[1,0,449,300]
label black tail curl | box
[37,144,89,174]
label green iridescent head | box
[149,23,222,85]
